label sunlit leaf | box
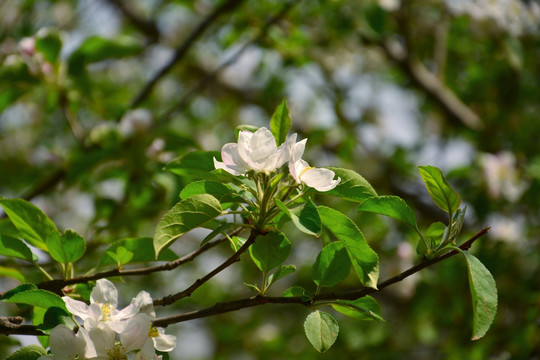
[324,168,377,203]
[332,296,385,322]
[418,166,461,214]
[5,345,47,360]
[312,242,351,288]
[153,194,222,257]
[357,195,418,230]
[304,311,339,353]
[270,99,291,145]
[318,206,379,289]
[249,231,291,273]
[0,235,36,262]
[45,229,85,264]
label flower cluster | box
[214,127,340,191]
[40,279,176,360]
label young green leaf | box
[37,307,77,334]
[318,206,379,289]
[460,251,498,340]
[180,181,243,208]
[283,286,312,300]
[270,99,292,145]
[268,264,296,286]
[5,344,47,360]
[304,310,339,353]
[418,166,461,214]
[249,231,291,273]
[0,266,26,282]
[324,168,377,203]
[417,222,446,255]
[3,289,67,311]
[35,29,62,63]
[153,194,223,257]
[45,229,86,264]
[243,282,261,293]
[332,296,385,322]
[0,235,36,262]
[357,195,418,230]
[312,242,351,288]
[99,237,178,267]
[165,151,221,180]
[0,198,58,251]
[275,199,321,237]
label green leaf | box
[418,166,461,214]
[417,222,446,255]
[0,235,36,262]
[37,307,76,334]
[283,286,311,300]
[0,198,58,251]
[99,237,178,267]
[45,229,86,264]
[0,218,23,238]
[0,266,26,282]
[3,289,67,311]
[318,206,379,289]
[106,246,134,267]
[268,264,296,286]
[35,30,62,63]
[357,195,418,230]
[180,180,242,209]
[165,151,220,181]
[304,311,339,353]
[1,283,38,300]
[332,296,385,322]
[275,199,321,237]
[324,168,377,203]
[153,194,223,257]
[460,251,498,340]
[270,99,291,145]
[312,242,351,288]
[249,231,291,273]
[68,35,142,76]
[243,282,260,293]
[5,344,47,360]
[449,207,466,242]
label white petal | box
[275,133,297,168]
[152,328,176,352]
[91,279,118,307]
[87,325,115,357]
[291,138,307,163]
[301,168,340,191]
[120,313,152,352]
[131,291,155,319]
[63,296,89,321]
[112,303,139,322]
[289,158,309,183]
[237,130,253,165]
[49,325,78,358]
[78,327,97,359]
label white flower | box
[63,279,138,329]
[37,325,93,360]
[214,127,296,175]
[289,138,340,191]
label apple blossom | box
[37,325,94,360]
[289,138,340,191]
[214,127,296,175]
[63,279,139,328]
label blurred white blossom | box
[480,151,526,202]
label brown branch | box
[36,228,242,295]
[130,0,245,108]
[153,229,260,306]
[159,0,296,121]
[153,226,490,327]
[360,34,482,130]
[105,0,160,40]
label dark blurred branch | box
[130,0,245,108]
[159,0,297,121]
[35,228,243,295]
[105,0,160,40]
[153,226,489,327]
[360,34,482,130]
[153,229,259,306]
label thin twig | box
[153,226,490,327]
[105,0,160,40]
[130,0,245,108]
[153,229,260,306]
[159,0,296,121]
[35,228,243,295]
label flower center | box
[101,303,113,321]
[106,344,127,360]
[148,326,159,338]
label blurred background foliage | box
[0,0,539,358]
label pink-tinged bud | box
[19,37,35,57]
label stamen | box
[148,326,159,338]
[106,344,127,360]
[101,303,112,321]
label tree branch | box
[35,228,242,295]
[153,229,260,306]
[104,0,160,40]
[153,226,490,327]
[130,0,245,108]
[159,0,296,122]
[360,34,482,130]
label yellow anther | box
[148,326,159,338]
[106,344,127,360]
[101,303,112,321]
